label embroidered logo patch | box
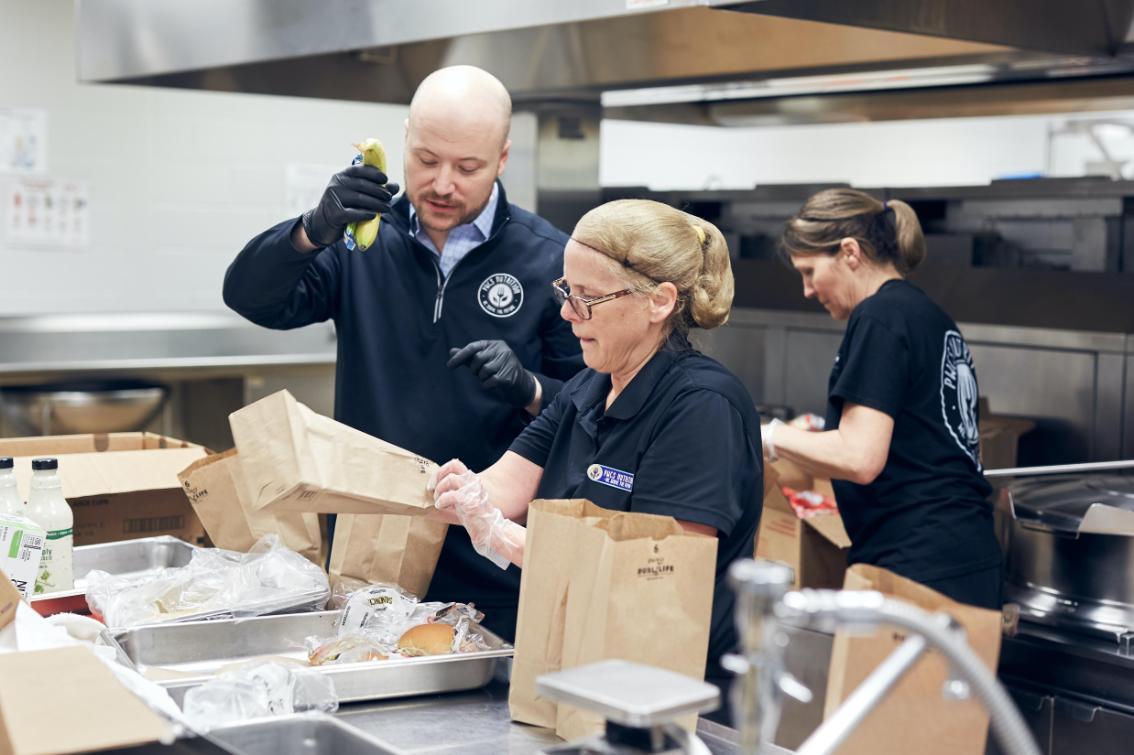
[478,273,524,318]
[586,463,634,492]
[940,330,982,470]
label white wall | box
[0,0,409,315]
[600,112,1134,190]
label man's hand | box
[300,164,399,248]
[448,340,538,410]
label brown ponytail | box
[781,189,927,275]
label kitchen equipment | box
[724,559,808,753]
[535,659,721,755]
[1003,471,1134,644]
[29,535,196,616]
[0,379,167,435]
[113,610,513,705]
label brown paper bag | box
[178,449,325,565]
[555,512,717,741]
[508,499,603,728]
[823,564,1002,755]
[507,499,718,739]
[327,513,448,599]
[228,390,437,515]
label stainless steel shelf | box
[0,312,336,378]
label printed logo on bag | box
[940,330,982,469]
[586,463,634,492]
[478,273,524,318]
[638,554,675,580]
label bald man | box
[223,66,584,639]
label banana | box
[346,138,388,251]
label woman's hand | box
[428,458,526,569]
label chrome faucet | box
[727,559,1040,755]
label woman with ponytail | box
[429,199,762,720]
[770,188,1001,608]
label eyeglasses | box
[551,277,635,320]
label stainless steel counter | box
[330,680,788,755]
[152,679,792,755]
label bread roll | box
[397,623,455,656]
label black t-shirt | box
[825,280,1000,582]
[509,346,763,677]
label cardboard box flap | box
[13,447,206,500]
[0,646,170,755]
[0,432,198,458]
[806,512,851,548]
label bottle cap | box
[0,457,12,470]
[31,458,58,471]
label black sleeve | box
[830,315,910,419]
[631,390,754,536]
[222,217,343,329]
[508,380,570,467]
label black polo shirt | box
[509,345,763,678]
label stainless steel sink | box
[207,713,399,755]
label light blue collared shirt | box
[409,183,499,278]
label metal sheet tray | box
[29,535,196,616]
[113,610,514,705]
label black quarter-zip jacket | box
[223,182,584,632]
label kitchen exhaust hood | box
[75,0,1134,125]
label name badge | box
[587,463,634,492]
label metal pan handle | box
[985,459,1134,479]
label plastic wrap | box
[85,535,329,629]
[305,584,490,665]
[182,661,337,732]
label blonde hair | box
[781,188,926,274]
[571,199,734,334]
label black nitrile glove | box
[448,340,537,408]
[301,164,400,248]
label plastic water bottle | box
[0,457,22,516]
[27,458,73,594]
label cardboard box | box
[0,515,45,600]
[756,464,850,590]
[228,390,438,516]
[0,433,208,546]
[0,573,18,631]
[0,645,170,755]
[980,415,1035,471]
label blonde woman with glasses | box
[426,198,763,724]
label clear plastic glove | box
[761,418,783,462]
[429,460,525,569]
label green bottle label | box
[46,528,72,540]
